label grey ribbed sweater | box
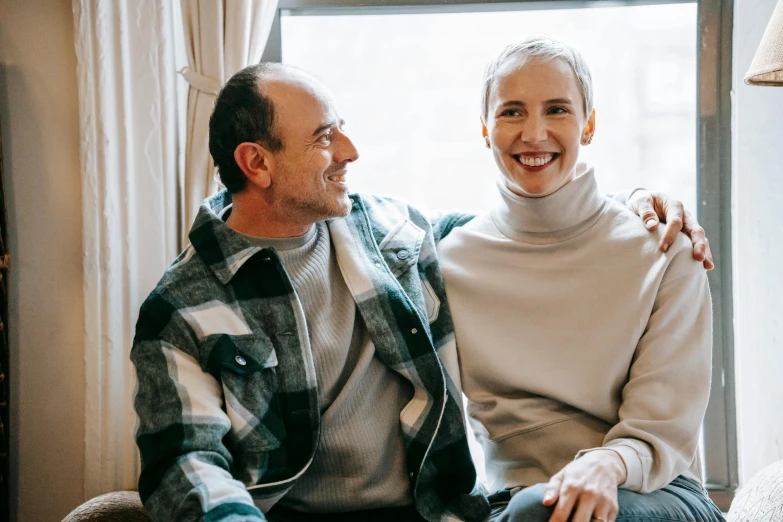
[240,221,414,512]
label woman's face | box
[483,57,595,197]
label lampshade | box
[744,0,783,85]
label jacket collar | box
[189,192,374,285]
[189,191,423,287]
[188,190,265,285]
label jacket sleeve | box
[577,245,713,493]
[606,189,641,207]
[132,302,266,521]
[430,212,475,244]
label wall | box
[0,0,86,520]
[732,0,783,485]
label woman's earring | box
[485,137,491,149]
[582,135,593,145]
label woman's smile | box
[483,56,595,197]
[514,152,560,171]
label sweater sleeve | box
[577,247,712,493]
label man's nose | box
[335,131,359,163]
[520,115,547,143]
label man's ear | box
[234,142,273,189]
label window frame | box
[263,0,738,510]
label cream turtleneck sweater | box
[438,165,712,494]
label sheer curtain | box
[73,0,180,497]
[72,0,279,498]
[180,0,279,245]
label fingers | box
[548,484,578,522]
[608,501,620,522]
[683,210,715,270]
[652,194,716,270]
[543,473,563,507]
[630,191,660,231]
[570,492,598,522]
[702,248,715,270]
[592,494,619,522]
[659,201,684,253]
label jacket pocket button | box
[397,250,410,259]
[235,355,247,366]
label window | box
[265,0,736,509]
[282,5,698,214]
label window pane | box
[282,4,697,214]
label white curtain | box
[73,0,180,498]
[180,0,279,245]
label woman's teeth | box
[518,155,554,167]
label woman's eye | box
[318,133,332,144]
[500,109,521,117]
[549,107,567,115]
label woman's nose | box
[520,115,547,143]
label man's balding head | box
[209,63,316,193]
[209,63,358,232]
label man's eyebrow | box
[311,119,345,137]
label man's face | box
[484,57,594,197]
[264,77,359,223]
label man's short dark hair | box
[208,63,285,193]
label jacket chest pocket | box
[380,219,440,324]
[209,334,287,453]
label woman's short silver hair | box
[481,36,594,120]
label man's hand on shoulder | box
[628,190,714,270]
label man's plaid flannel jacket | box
[131,190,490,522]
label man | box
[131,63,712,522]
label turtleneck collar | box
[491,163,607,245]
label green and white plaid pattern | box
[131,190,489,522]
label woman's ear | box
[581,109,596,145]
[234,142,273,189]
[481,118,490,148]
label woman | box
[438,38,725,522]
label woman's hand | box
[543,450,627,522]
[628,190,715,270]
